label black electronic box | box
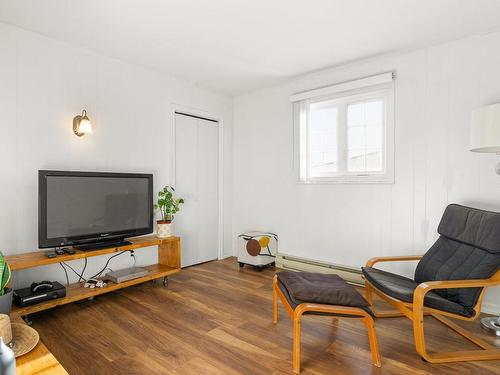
[14,281,66,307]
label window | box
[293,73,394,183]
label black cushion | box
[438,204,500,253]
[415,205,500,310]
[278,271,369,307]
[277,272,371,316]
[277,279,345,317]
[362,266,474,317]
[414,237,500,309]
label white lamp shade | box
[470,103,500,153]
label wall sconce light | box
[73,109,93,137]
[470,103,500,174]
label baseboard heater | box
[276,253,364,286]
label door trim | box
[171,104,224,262]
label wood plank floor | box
[31,258,500,374]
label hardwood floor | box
[31,258,500,374]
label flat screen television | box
[39,170,153,249]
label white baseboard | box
[276,253,364,285]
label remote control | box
[62,248,76,255]
[45,251,57,259]
[55,248,65,255]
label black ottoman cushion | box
[277,271,371,315]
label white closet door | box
[174,113,219,267]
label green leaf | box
[155,185,184,221]
[0,265,10,295]
[0,252,6,295]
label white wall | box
[233,32,500,313]
[0,22,233,288]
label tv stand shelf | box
[6,235,181,316]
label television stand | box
[74,239,132,251]
[6,235,181,317]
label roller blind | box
[290,72,395,102]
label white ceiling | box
[1,0,500,96]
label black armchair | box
[362,204,500,363]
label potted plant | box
[154,185,185,238]
[0,252,12,314]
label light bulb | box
[79,117,92,134]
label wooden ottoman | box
[273,272,381,373]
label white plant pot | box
[157,221,172,238]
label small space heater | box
[237,231,278,271]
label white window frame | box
[293,73,395,184]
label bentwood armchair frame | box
[364,255,500,363]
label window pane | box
[310,151,323,168]
[347,103,364,126]
[366,148,382,171]
[365,100,383,124]
[309,102,337,176]
[366,124,382,148]
[347,99,384,173]
[310,132,323,151]
[348,126,365,150]
[347,149,365,172]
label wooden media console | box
[6,235,181,316]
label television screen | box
[39,171,153,248]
